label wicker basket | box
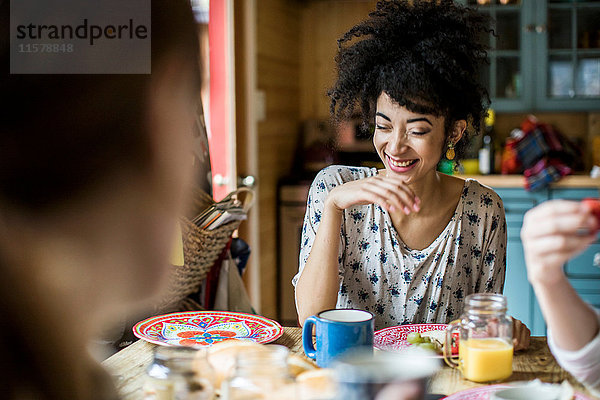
[156,189,243,311]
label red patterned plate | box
[133,311,284,347]
[443,383,592,399]
[374,323,449,356]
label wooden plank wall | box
[254,0,302,318]
[300,0,376,120]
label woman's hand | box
[520,200,600,353]
[512,317,531,351]
[521,200,597,288]
[326,174,420,215]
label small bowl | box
[492,381,572,400]
[333,348,441,400]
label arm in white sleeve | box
[548,308,600,396]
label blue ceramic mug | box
[302,308,374,367]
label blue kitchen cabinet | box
[460,0,600,112]
[495,188,547,336]
[493,186,600,336]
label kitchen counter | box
[460,174,600,189]
[282,174,600,192]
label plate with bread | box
[374,323,457,357]
[133,311,284,347]
[195,340,334,399]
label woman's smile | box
[386,154,419,172]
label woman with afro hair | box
[293,0,530,349]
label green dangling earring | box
[446,142,455,160]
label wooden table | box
[103,327,595,399]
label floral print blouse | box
[292,165,507,330]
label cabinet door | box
[494,188,546,238]
[465,0,535,111]
[494,188,547,335]
[278,203,306,326]
[536,0,600,111]
[570,279,600,308]
[505,241,533,332]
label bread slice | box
[296,368,337,400]
[287,353,317,377]
[420,330,445,354]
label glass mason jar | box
[221,345,296,400]
[144,346,215,400]
[444,293,513,383]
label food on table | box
[287,353,317,377]
[262,383,298,400]
[406,331,445,354]
[198,339,318,390]
[406,332,423,345]
[459,338,513,382]
[296,368,337,400]
[420,330,445,352]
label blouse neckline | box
[381,179,470,254]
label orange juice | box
[459,338,513,382]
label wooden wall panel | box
[299,0,376,120]
[255,0,302,318]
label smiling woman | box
[292,0,530,349]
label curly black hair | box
[328,0,492,162]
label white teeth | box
[389,158,415,167]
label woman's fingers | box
[525,235,595,270]
[522,200,598,285]
[525,200,584,219]
[522,212,596,239]
[512,318,531,351]
[361,186,411,214]
[367,177,419,212]
[328,175,419,213]
[354,186,403,212]
[525,232,596,255]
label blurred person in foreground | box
[522,200,600,395]
[0,1,201,398]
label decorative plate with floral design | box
[132,311,284,347]
[374,323,450,354]
[443,384,592,399]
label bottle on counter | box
[479,109,495,175]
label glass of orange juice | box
[443,294,513,382]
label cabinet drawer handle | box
[594,253,600,268]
